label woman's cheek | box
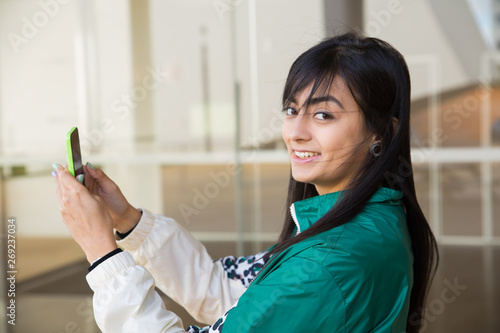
[281,124,290,147]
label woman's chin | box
[291,173,314,185]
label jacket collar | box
[290,187,403,234]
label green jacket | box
[223,187,413,332]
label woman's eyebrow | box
[308,95,344,109]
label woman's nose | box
[285,114,312,142]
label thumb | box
[85,162,119,193]
[86,162,108,182]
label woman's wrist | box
[86,242,118,264]
[115,206,142,234]
[88,248,123,272]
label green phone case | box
[66,127,78,177]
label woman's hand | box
[82,163,142,233]
[53,164,117,263]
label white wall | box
[363,0,481,100]
[242,0,326,146]
[0,0,325,237]
[0,0,145,237]
[0,0,80,156]
[0,0,137,156]
[149,0,236,152]
[82,0,135,154]
[150,0,325,151]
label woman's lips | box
[292,151,321,163]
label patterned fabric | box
[185,251,270,333]
[218,251,269,288]
[184,308,228,333]
[185,325,211,333]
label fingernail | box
[87,162,95,170]
[77,174,84,184]
[52,163,59,171]
[51,170,57,177]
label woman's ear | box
[368,117,399,143]
[392,117,399,135]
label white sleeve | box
[114,209,246,324]
[86,251,185,333]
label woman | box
[53,32,438,332]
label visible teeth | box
[295,151,319,159]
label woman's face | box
[282,76,373,195]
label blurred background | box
[0,0,499,332]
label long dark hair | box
[267,32,438,332]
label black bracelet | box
[116,225,137,239]
[88,248,123,272]
[116,210,142,239]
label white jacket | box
[86,208,249,332]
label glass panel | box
[0,0,81,156]
[441,163,482,236]
[149,0,236,153]
[492,86,500,145]
[411,82,490,149]
[258,164,290,234]
[161,162,289,254]
[493,163,500,237]
[413,164,431,224]
[410,62,433,149]
[162,165,237,233]
[439,87,482,147]
[241,163,290,254]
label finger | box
[56,167,95,214]
[83,163,98,193]
[58,172,96,221]
[86,164,120,196]
[53,163,75,210]
[53,166,63,204]
[86,163,112,185]
[57,164,83,192]
[53,165,78,222]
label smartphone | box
[66,127,83,178]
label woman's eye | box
[283,107,297,116]
[313,112,333,120]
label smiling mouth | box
[294,151,320,159]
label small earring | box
[370,141,382,157]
